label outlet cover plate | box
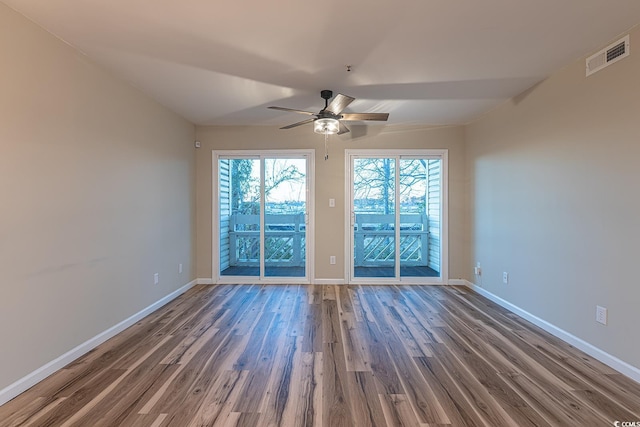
[596,305,607,325]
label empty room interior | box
[2,1,640,426]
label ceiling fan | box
[268,90,389,136]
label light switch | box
[329,198,335,208]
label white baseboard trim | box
[197,278,214,285]
[448,279,468,286]
[0,279,197,406]
[465,281,640,384]
[313,278,346,285]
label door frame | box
[344,149,448,285]
[212,149,315,284]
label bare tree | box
[264,159,304,197]
[353,158,427,215]
[231,159,304,215]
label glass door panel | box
[399,159,441,278]
[264,158,307,278]
[219,158,261,277]
[353,158,396,278]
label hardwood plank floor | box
[1,285,639,426]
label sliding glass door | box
[347,150,447,284]
[264,158,307,277]
[215,151,313,283]
[399,158,441,278]
[352,157,396,278]
[219,157,261,278]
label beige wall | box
[466,29,640,368]
[195,125,467,281]
[0,4,196,390]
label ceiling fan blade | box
[268,106,316,116]
[326,94,355,115]
[280,118,315,130]
[340,113,389,121]
[337,121,350,135]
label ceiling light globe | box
[314,118,339,135]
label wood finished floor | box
[1,285,639,427]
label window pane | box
[399,158,440,277]
[264,158,307,278]
[353,158,395,278]
[219,158,260,277]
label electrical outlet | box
[502,272,509,284]
[330,256,336,265]
[596,305,607,325]
[179,263,183,274]
[153,273,159,285]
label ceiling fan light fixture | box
[313,118,339,135]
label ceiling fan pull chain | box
[324,131,329,160]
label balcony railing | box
[229,213,306,267]
[226,212,428,269]
[354,213,428,267]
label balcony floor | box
[221,266,306,277]
[220,265,439,278]
[355,266,439,277]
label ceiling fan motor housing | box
[317,110,341,120]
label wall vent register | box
[586,35,630,76]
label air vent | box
[586,35,630,76]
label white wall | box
[0,4,196,391]
[195,125,468,281]
[466,28,640,370]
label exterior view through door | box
[347,150,447,284]
[214,151,313,284]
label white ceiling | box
[4,0,640,127]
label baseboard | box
[0,279,197,406]
[313,278,346,285]
[465,281,640,384]
[197,278,214,285]
[313,279,453,286]
[456,279,476,287]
